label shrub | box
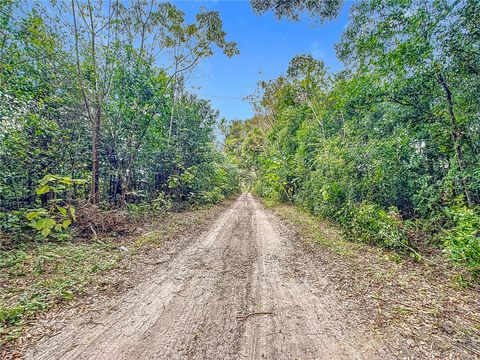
[197,189,224,204]
[26,175,85,240]
[344,202,408,250]
[0,211,29,247]
[126,193,172,218]
[443,204,480,278]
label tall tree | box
[68,0,120,204]
[250,0,343,21]
[337,0,480,206]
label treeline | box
[225,0,480,278]
[0,1,241,243]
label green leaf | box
[36,185,50,195]
[32,218,56,231]
[44,218,56,229]
[26,210,45,220]
[39,174,56,186]
[69,207,76,220]
[30,220,42,230]
[57,206,67,216]
[41,227,51,237]
[59,177,73,185]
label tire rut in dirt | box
[27,194,393,360]
[26,194,257,360]
[239,194,393,360]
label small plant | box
[345,202,408,250]
[167,166,197,202]
[443,203,480,279]
[26,175,86,239]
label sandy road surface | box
[27,193,393,360]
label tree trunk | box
[91,107,101,204]
[121,170,130,207]
[436,70,474,207]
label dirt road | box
[27,194,393,359]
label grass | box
[0,198,232,347]
[263,200,363,257]
[0,241,123,342]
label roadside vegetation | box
[1,0,479,355]
[0,0,240,347]
[225,0,480,281]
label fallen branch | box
[89,224,98,239]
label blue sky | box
[172,0,351,121]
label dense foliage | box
[1,0,479,278]
[0,0,240,244]
[226,0,480,277]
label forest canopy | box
[224,0,480,278]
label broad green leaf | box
[36,185,50,195]
[26,210,45,220]
[57,206,67,216]
[41,227,51,237]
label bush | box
[126,193,173,219]
[0,211,29,248]
[443,204,480,278]
[196,189,224,204]
[191,156,241,205]
[25,175,85,240]
[344,202,409,250]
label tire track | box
[27,193,392,360]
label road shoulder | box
[265,200,480,359]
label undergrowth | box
[0,198,231,346]
[0,242,122,342]
[262,195,479,282]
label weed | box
[0,242,122,344]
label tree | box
[111,1,238,205]
[337,0,479,207]
[242,0,480,274]
[250,0,343,22]
[68,0,120,204]
[62,0,239,205]
[0,1,80,209]
[1,0,240,212]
